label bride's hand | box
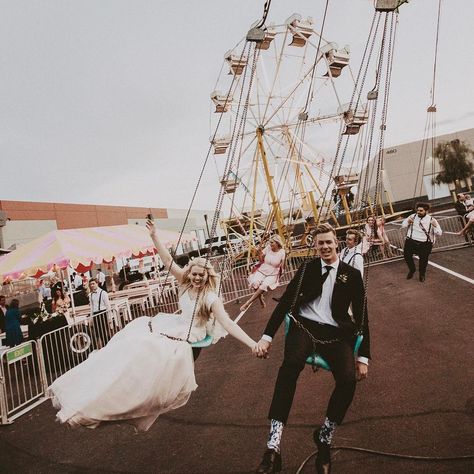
[252,344,261,357]
[146,219,157,236]
[252,343,266,358]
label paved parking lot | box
[0,247,473,473]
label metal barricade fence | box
[431,214,473,249]
[1,218,470,425]
[0,340,45,424]
[39,311,119,389]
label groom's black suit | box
[263,258,371,425]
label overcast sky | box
[1,0,473,211]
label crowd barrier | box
[0,340,45,424]
[0,214,470,424]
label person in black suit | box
[0,295,8,332]
[255,223,371,474]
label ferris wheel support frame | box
[256,126,285,241]
[283,128,313,214]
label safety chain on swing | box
[319,10,381,226]
[180,1,272,342]
[275,0,331,250]
[290,4,402,347]
[361,10,398,322]
[215,0,277,263]
[412,0,442,206]
[286,0,366,349]
[148,38,251,336]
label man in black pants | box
[401,202,442,282]
[89,279,112,348]
[255,223,371,474]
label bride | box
[48,220,262,432]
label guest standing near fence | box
[5,299,24,348]
[401,202,442,282]
[89,279,112,348]
[0,295,8,332]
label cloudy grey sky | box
[1,0,473,211]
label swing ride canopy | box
[0,224,195,281]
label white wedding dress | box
[48,290,223,432]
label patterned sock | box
[318,417,337,445]
[267,419,284,452]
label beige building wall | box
[0,200,213,250]
[360,128,474,204]
[2,220,58,249]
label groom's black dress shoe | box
[255,448,282,473]
[313,429,331,474]
[406,270,415,280]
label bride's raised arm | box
[146,219,185,283]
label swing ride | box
[150,0,408,353]
[208,1,410,263]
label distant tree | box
[434,139,474,191]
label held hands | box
[356,361,368,381]
[254,338,271,359]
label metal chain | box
[159,333,186,342]
[148,40,248,335]
[256,0,272,29]
[318,12,381,225]
[183,42,257,342]
[286,261,340,348]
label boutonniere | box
[337,273,348,284]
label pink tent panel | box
[0,224,195,281]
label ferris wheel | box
[208,13,369,249]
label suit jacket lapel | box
[331,261,346,307]
[314,258,324,297]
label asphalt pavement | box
[0,247,473,473]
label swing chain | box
[287,311,340,347]
[159,333,186,342]
[286,261,340,350]
[256,0,272,29]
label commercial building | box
[0,200,214,251]
[360,127,474,209]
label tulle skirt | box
[47,315,198,431]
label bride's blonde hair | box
[179,257,220,324]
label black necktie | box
[321,265,333,285]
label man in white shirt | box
[89,279,112,348]
[255,223,370,474]
[89,279,111,315]
[38,280,52,302]
[340,229,364,276]
[72,272,83,290]
[96,268,106,290]
[401,202,442,282]
[464,194,474,210]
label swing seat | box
[284,315,363,371]
[190,334,213,348]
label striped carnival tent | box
[0,225,194,281]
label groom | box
[255,223,371,473]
